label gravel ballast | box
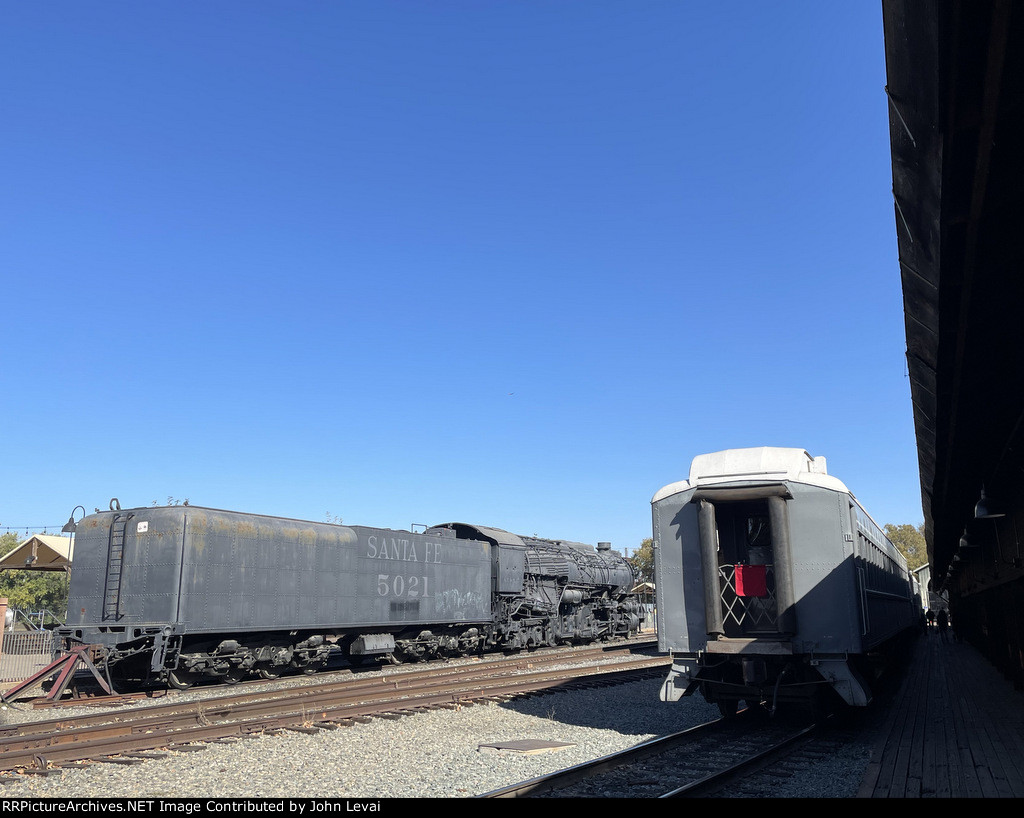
[0,675,873,799]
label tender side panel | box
[172,513,492,633]
[175,510,352,631]
[123,510,186,626]
[353,526,491,626]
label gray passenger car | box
[654,448,920,715]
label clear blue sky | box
[1,2,920,553]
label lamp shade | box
[975,488,1005,519]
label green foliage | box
[885,522,928,571]
[1,532,19,556]
[630,537,655,585]
[0,532,70,616]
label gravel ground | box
[0,674,873,799]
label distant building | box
[0,534,73,572]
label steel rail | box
[2,656,667,748]
[662,721,820,798]
[0,657,668,773]
[2,642,663,738]
[478,710,822,799]
[478,717,730,798]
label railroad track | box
[479,709,826,798]
[26,636,659,709]
[0,642,668,777]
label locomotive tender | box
[57,503,641,688]
[654,448,921,715]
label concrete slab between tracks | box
[478,739,576,754]
[858,628,1024,797]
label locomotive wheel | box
[257,665,282,679]
[222,669,247,685]
[167,670,198,690]
[391,646,419,664]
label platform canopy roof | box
[883,0,1024,587]
[0,535,73,572]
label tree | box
[885,523,928,571]
[630,537,655,585]
[0,532,70,617]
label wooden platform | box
[858,628,1024,797]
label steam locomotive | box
[57,502,642,688]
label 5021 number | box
[377,574,429,598]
